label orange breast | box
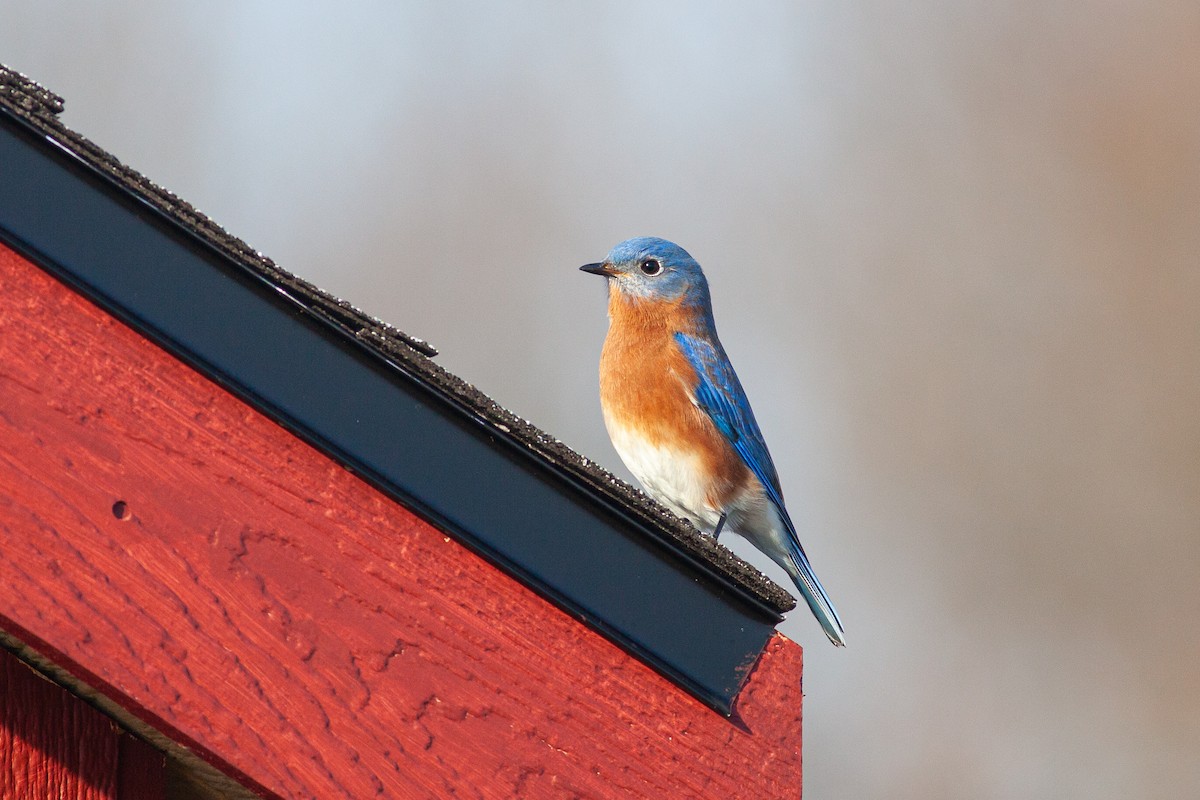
[598,291,752,511]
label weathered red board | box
[0,242,804,799]
[0,648,166,800]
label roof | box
[0,64,794,713]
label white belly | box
[604,418,723,531]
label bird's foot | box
[712,512,727,541]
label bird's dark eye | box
[639,258,663,276]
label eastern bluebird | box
[581,237,845,646]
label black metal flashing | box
[0,65,794,713]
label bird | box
[581,237,845,646]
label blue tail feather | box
[782,530,846,646]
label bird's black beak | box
[580,262,616,276]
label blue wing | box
[674,331,846,645]
[672,332,784,507]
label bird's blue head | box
[580,237,711,307]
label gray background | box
[4,3,1199,798]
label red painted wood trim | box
[0,242,803,799]
[0,648,165,800]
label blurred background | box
[3,3,1198,797]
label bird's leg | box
[712,512,727,541]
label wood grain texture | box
[0,648,164,800]
[0,242,803,799]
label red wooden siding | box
[0,648,165,800]
[0,242,803,799]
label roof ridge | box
[0,61,794,614]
